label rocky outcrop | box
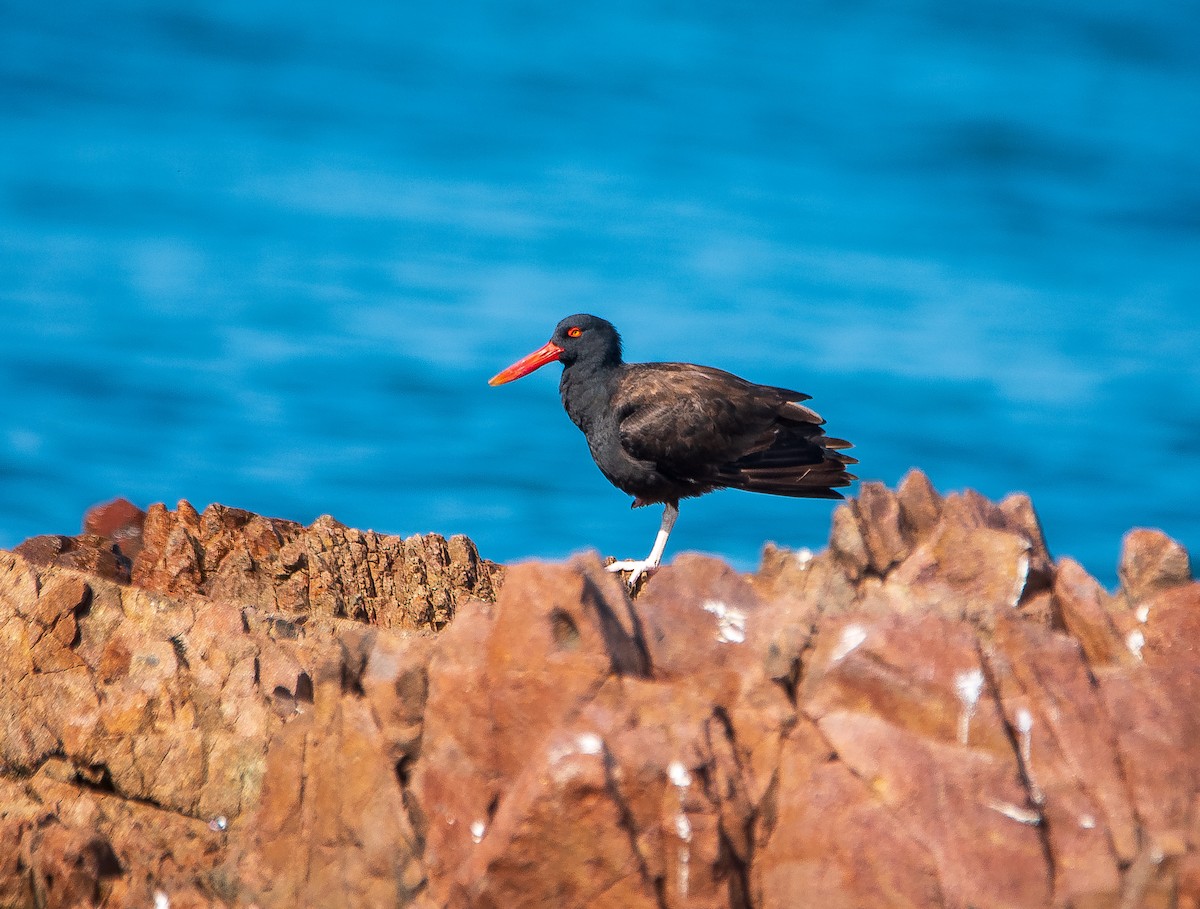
[1,473,1197,908]
[17,498,501,631]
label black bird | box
[489,314,856,585]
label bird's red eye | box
[567,326,583,338]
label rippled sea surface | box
[3,1,1198,585]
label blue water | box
[3,1,1198,586]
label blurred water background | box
[3,0,1198,585]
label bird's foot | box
[605,557,659,588]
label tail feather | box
[716,455,856,499]
[714,405,857,498]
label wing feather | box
[611,362,855,499]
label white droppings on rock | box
[153,892,171,909]
[674,811,692,842]
[719,614,746,644]
[1136,604,1151,623]
[548,731,605,772]
[668,761,692,788]
[794,547,814,570]
[1127,629,1145,661]
[470,820,486,844]
[1080,814,1096,829]
[576,732,604,755]
[1016,708,1034,735]
[954,668,985,745]
[986,799,1042,825]
[1011,550,1030,607]
[676,834,691,898]
[955,668,984,708]
[701,600,747,644]
[1014,707,1044,804]
[668,758,693,898]
[830,624,868,663]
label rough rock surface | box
[1,472,1197,908]
[17,498,501,632]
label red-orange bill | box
[488,341,564,386]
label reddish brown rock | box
[788,606,1052,907]
[896,467,943,539]
[753,540,856,633]
[411,559,655,906]
[454,720,662,909]
[755,718,944,909]
[1119,527,1192,607]
[82,497,147,562]
[986,615,1136,903]
[789,480,1050,628]
[800,611,1011,756]
[18,496,501,632]
[819,711,1051,908]
[234,636,427,909]
[852,481,910,573]
[429,555,795,909]
[881,516,1032,622]
[1054,557,1129,667]
[2,770,227,909]
[129,501,500,630]
[1,473,1198,909]
[997,492,1053,582]
[13,533,130,584]
[636,557,797,848]
[828,502,870,578]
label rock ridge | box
[16,498,502,631]
[0,471,1196,908]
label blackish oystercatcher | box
[489,314,857,586]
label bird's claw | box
[605,558,659,588]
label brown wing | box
[613,363,856,498]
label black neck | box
[559,357,619,434]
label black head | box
[489,314,623,385]
[547,314,622,368]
